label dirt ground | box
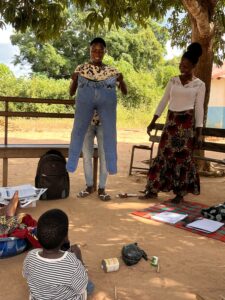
[0,128,225,300]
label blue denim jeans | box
[87,280,95,295]
[67,75,117,174]
[83,124,108,189]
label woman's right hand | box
[147,122,155,135]
[147,115,158,136]
[70,72,79,96]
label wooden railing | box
[0,96,98,189]
[129,122,225,175]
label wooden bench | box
[129,123,225,175]
[0,96,98,190]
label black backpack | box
[35,150,70,200]
[122,243,148,266]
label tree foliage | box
[0,0,68,40]
[0,63,14,77]
[0,53,172,111]
[1,1,224,62]
[10,11,167,78]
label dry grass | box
[0,117,149,144]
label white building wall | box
[209,78,225,106]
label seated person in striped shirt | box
[23,209,93,300]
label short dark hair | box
[90,37,106,48]
[37,209,68,250]
[182,42,203,65]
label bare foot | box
[6,191,19,217]
[171,195,184,204]
[138,191,158,200]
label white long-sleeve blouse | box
[155,76,206,127]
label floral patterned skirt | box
[146,109,200,196]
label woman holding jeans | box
[67,37,127,198]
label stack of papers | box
[0,184,47,208]
[186,218,224,233]
[152,212,188,224]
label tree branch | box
[208,0,218,9]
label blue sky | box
[0,25,182,77]
[0,25,31,76]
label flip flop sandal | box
[77,190,91,198]
[77,187,94,198]
[98,193,111,201]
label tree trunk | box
[190,15,215,171]
[192,24,214,126]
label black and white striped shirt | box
[23,249,88,300]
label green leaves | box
[0,0,68,41]
[10,10,166,78]
[0,64,14,77]
[1,0,225,65]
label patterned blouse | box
[91,111,100,126]
[75,63,119,81]
[75,63,119,126]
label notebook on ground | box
[152,211,188,224]
[186,218,224,233]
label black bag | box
[122,243,148,266]
[35,150,70,200]
[201,203,225,222]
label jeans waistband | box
[78,75,117,89]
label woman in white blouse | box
[139,42,206,204]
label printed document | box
[0,184,36,199]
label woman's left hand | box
[194,127,203,149]
[195,134,203,149]
[117,73,127,95]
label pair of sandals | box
[77,186,111,201]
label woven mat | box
[131,201,225,242]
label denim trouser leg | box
[67,76,117,174]
[87,280,95,295]
[97,89,117,174]
[82,124,108,189]
[66,87,95,172]
[96,125,108,188]
[82,124,95,187]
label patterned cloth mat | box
[131,201,225,242]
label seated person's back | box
[23,209,88,300]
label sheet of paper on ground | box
[0,184,47,208]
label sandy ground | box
[0,128,225,300]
